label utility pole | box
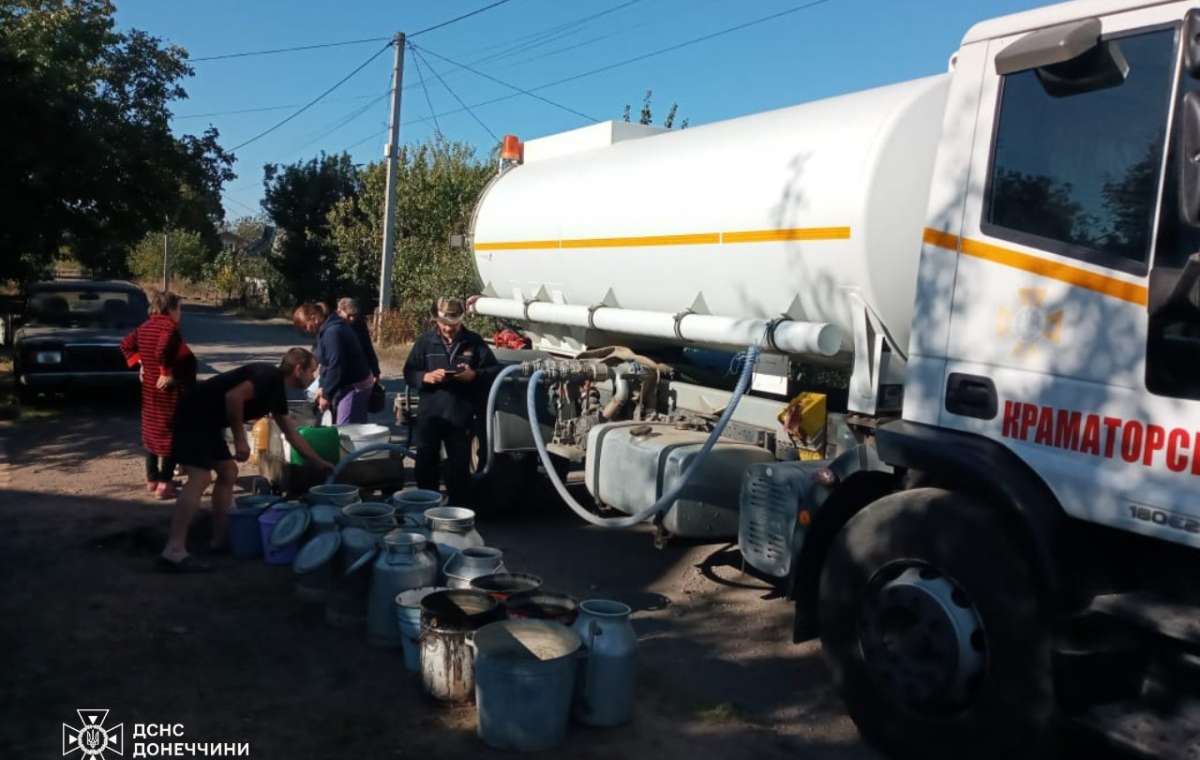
[377,33,405,333]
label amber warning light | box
[501,134,523,163]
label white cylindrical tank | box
[471,74,950,356]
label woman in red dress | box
[120,290,197,499]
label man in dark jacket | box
[403,297,498,504]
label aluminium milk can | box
[424,507,484,566]
[367,531,439,648]
[572,599,638,726]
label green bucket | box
[290,426,340,465]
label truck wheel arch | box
[874,420,1067,608]
[791,420,1069,642]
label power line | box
[393,0,838,132]
[469,0,640,65]
[181,2,639,124]
[288,91,391,155]
[174,93,382,120]
[408,44,443,139]
[535,0,835,92]
[229,40,394,152]
[194,0,515,62]
[192,36,389,63]
[409,0,516,38]
[412,43,597,122]
[409,45,499,144]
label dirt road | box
[0,306,875,759]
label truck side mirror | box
[995,17,1128,97]
[996,18,1101,75]
[1184,8,1200,78]
[1149,251,1200,318]
[1180,91,1200,227]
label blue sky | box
[113,0,1049,219]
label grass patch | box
[695,702,742,724]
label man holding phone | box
[403,297,498,505]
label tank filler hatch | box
[522,121,666,164]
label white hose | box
[326,441,410,485]
[526,345,762,529]
[473,363,523,481]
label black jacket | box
[350,317,381,377]
[314,314,371,400]
[403,326,498,428]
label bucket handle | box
[577,619,602,713]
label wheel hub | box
[858,564,986,713]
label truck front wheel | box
[818,487,1054,760]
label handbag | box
[368,381,386,413]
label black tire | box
[818,487,1055,760]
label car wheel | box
[818,487,1056,760]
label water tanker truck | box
[465,1,1200,756]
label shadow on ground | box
[0,486,873,760]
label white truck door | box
[935,4,1200,549]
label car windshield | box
[26,289,146,328]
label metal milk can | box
[572,599,638,726]
[367,531,439,648]
[424,507,483,566]
[442,546,506,589]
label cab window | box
[983,28,1177,275]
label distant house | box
[219,231,247,252]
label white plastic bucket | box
[338,424,391,460]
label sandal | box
[155,482,178,500]
[155,555,212,573]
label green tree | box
[0,0,235,282]
[260,152,361,304]
[326,138,492,339]
[622,90,688,129]
[128,229,210,282]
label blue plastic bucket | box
[258,504,302,565]
[230,496,277,559]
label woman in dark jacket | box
[337,297,380,381]
[293,301,373,424]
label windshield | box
[26,289,147,328]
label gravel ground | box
[0,304,877,759]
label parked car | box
[12,280,148,400]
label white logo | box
[63,709,124,759]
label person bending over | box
[159,348,333,572]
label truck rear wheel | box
[818,487,1055,760]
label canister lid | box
[270,506,312,547]
[293,531,341,574]
[309,503,339,525]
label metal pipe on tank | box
[472,297,842,357]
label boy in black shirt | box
[159,348,333,572]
